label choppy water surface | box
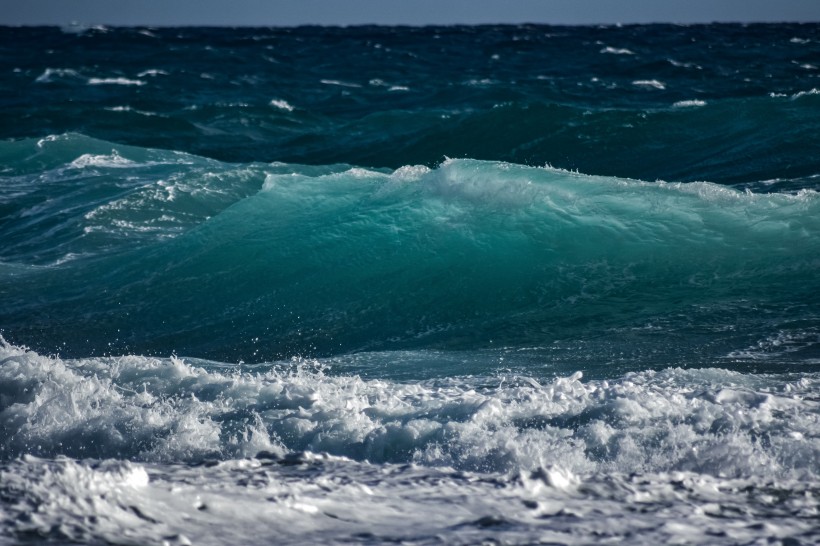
[1,24,819,545]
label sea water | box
[1,24,819,545]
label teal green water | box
[2,25,820,546]
[2,133,818,377]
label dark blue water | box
[1,24,819,546]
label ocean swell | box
[2,140,819,362]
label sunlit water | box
[1,24,819,545]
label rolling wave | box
[1,134,819,365]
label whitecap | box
[59,22,109,34]
[87,77,146,86]
[632,79,666,90]
[673,99,707,108]
[600,46,634,55]
[137,69,168,77]
[104,106,158,116]
[465,78,496,86]
[792,88,820,99]
[668,59,701,69]
[35,134,65,148]
[368,79,409,92]
[269,99,294,112]
[320,79,361,88]
[68,151,136,169]
[34,68,81,83]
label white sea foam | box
[1,339,819,544]
[68,150,136,169]
[792,88,820,99]
[35,68,82,83]
[465,78,496,86]
[632,79,666,90]
[104,105,159,116]
[320,79,361,88]
[87,77,146,86]
[35,134,65,148]
[137,69,168,77]
[725,328,820,362]
[3,454,817,546]
[673,99,707,108]
[270,99,295,111]
[1,340,818,479]
[77,164,266,247]
[600,46,635,55]
[668,59,702,69]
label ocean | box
[1,23,819,544]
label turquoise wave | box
[1,134,818,370]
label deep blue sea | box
[1,23,819,545]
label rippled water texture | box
[1,23,819,545]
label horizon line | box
[3,20,819,29]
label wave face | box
[1,134,819,369]
[2,24,820,546]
